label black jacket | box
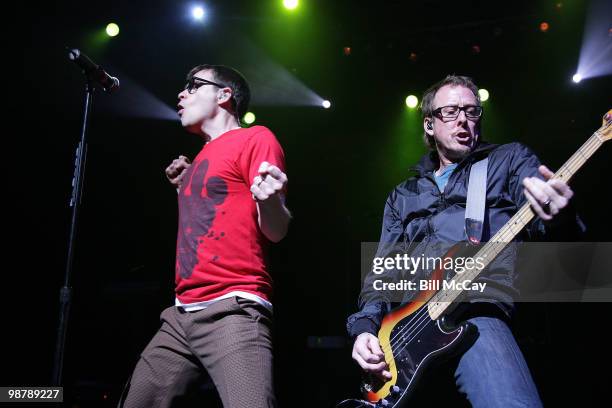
[347,142,585,338]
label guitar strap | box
[465,156,488,244]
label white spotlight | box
[572,73,582,83]
[322,100,331,109]
[192,6,205,21]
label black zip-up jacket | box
[347,142,585,338]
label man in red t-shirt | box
[119,65,290,408]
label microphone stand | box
[52,74,95,386]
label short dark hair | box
[420,75,481,149]
[187,64,251,120]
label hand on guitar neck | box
[522,164,574,221]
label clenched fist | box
[165,155,191,192]
[250,161,288,202]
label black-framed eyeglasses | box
[184,77,226,94]
[432,105,483,121]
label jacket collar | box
[410,141,498,177]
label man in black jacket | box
[347,75,580,407]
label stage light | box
[283,0,299,10]
[234,39,323,107]
[478,88,490,102]
[243,112,256,124]
[574,0,612,81]
[192,6,205,20]
[322,100,331,109]
[106,23,120,37]
[405,95,418,108]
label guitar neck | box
[427,129,608,320]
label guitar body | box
[363,310,476,406]
[362,244,478,407]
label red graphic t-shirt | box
[175,126,285,303]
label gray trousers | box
[119,297,275,408]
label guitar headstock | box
[599,109,612,141]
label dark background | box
[14,0,612,406]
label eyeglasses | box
[432,105,483,121]
[184,77,226,94]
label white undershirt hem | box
[175,291,273,312]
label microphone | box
[67,48,120,93]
